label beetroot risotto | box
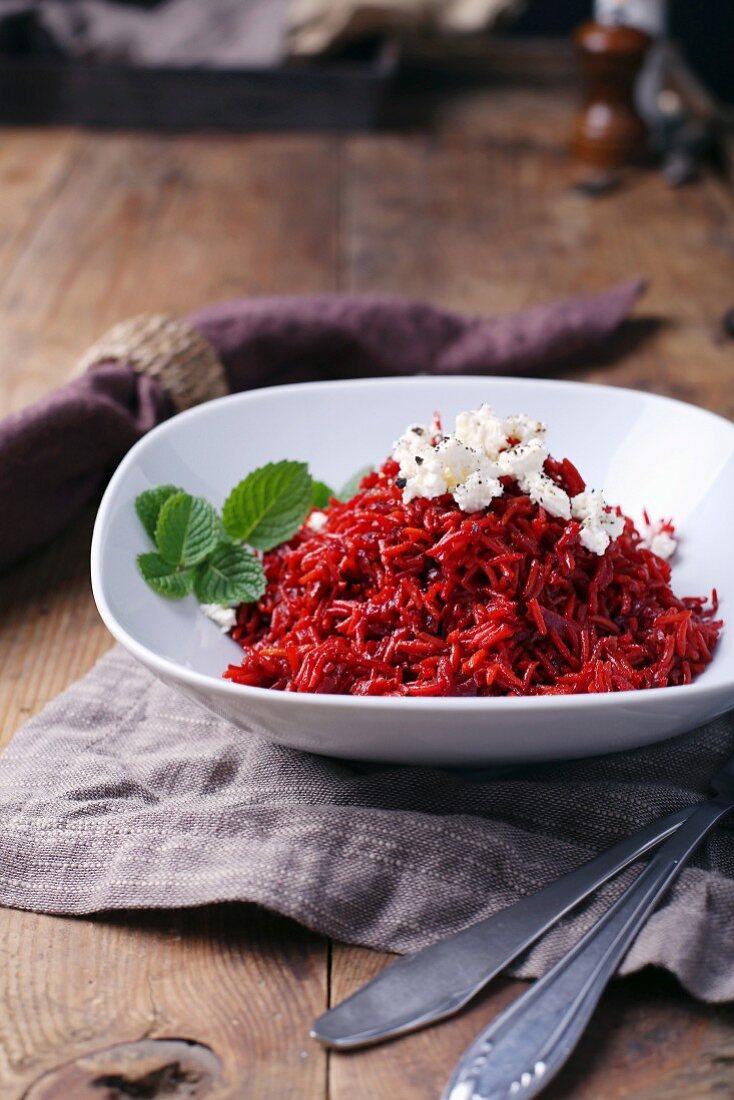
[225,414,722,698]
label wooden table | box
[1,47,733,1100]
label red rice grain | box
[225,457,722,696]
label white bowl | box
[91,376,734,765]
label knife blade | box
[442,751,734,1100]
[311,805,692,1049]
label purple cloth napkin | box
[0,281,644,571]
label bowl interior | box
[93,376,734,691]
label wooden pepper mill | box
[570,20,652,168]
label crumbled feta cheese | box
[649,530,677,559]
[642,517,677,560]
[498,436,547,481]
[200,604,237,632]
[399,444,451,502]
[453,469,504,513]
[502,413,546,445]
[306,510,328,532]
[434,436,482,489]
[394,425,504,507]
[571,489,625,554]
[455,404,508,458]
[393,423,431,464]
[570,489,602,523]
[524,472,571,520]
[391,404,623,555]
[579,523,611,555]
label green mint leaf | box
[311,480,334,509]
[137,553,194,599]
[338,466,372,502]
[215,513,234,544]
[222,460,313,551]
[135,484,182,543]
[193,543,266,605]
[155,492,219,567]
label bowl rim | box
[91,373,733,712]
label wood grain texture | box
[329,948,734,1100]
[0,131,339,412]
[0,125,338,1100]
[0,49,733,1098]
[24,1039,224,1099]
[0,906,326,1099]
[341,127,734,416]
[0,131,83,280]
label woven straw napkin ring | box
[78,314,228,412]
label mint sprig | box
[222,460,313,551]
[311,480,334,510]
[137,552,195,599]
[155,492,219,567]
[194,542,267,605]
[135,484,182,542]
[338,465,372,502]
[134,458,328,611]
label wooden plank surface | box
[0,132,340,413]
[329,950,734,1100]
[0,128,339,1100]
[0,59,733,1099]
[3,907,327,1100]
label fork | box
[442,750,734,1100]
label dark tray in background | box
[0,38,398,130]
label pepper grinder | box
[570,19,652,168]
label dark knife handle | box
[311,806,692,1049]
[442,797,733,1100]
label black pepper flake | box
[411,426,425,435]
[396,477,407,489]
[415,455,424,465]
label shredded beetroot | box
[225,456,722,697]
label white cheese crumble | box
[526,472,572,521]
[392,403,624,556]
[306,510,328,532]
[649,530,677,560]
[642,517,677,560]
[200,603,237,632]
[571,489,625,555]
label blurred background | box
[0,0,731,415]
[513,1,732,103]
[1,0,731,136]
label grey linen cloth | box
[1,645,733,1002]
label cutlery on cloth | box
[443,752,734,1100]
[311,805,692,1049]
